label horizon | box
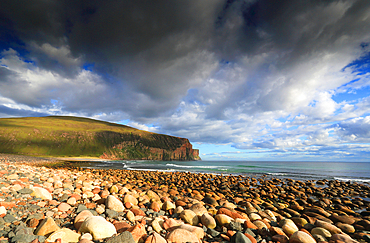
[0,1,370,161]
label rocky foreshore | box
[0,154,370,243]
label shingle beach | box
[0,154,369,243]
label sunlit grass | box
[0,116,189,159]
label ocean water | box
[76,160,370,183]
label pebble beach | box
[0,154,370,243]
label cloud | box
[0,48,112,113]
[0,0,370,160]
[337,116,370,142]
[0,105,49,118]
[28,42,82,77]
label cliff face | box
[100,136,201,161]
[0,116,200,161]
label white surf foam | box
[166,163,224,169]
[334,177,370,183]
[267,172,288,176]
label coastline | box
[0,153,369,243]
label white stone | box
[126,210,135,223]
[152,217,164,233]
[162,201,176,211]
[12,184,23,191]
[67,197,77,206]
[31,187,52,200]
[46,228,81,243]
[79,216,117,240]
[124,194,138,205]
[106,195,124,212]
[0,206,6,215]
[80,233,93,241]
[96,205,105,215]
[92,194,101,202]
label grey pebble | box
[229,221,243,231]
[3,214,17,223]
[105,209,119,219]
[245,228,256,237]
[59,193,69,202]
[76,204,87,213]
[207,228,220,237]
[106,231,135,243]
[11,233,37,243]
[0,217,5,228]
[28,204,41,213]
[231,232,252,243]
[18,188,33,194]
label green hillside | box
[0,116,200,160]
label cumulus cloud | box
[0,0,370,160]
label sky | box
[0,0,370,161]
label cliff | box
[0,116,200,161]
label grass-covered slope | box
[0,116,200,161]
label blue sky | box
[0,0,370,161]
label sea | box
[75,160,370,184]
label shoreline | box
[3,153,370,184]
[0,153,369,243]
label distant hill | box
[0,116,200,161]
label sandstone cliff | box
[99,132,200,161]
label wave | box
[125,167,178,173]
[267,172,288,176]
[166,163,224,169]
[334,177,370,183]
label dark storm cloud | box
[1,0,369,118]
[0,0,226,117]
[64,0,225,117]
